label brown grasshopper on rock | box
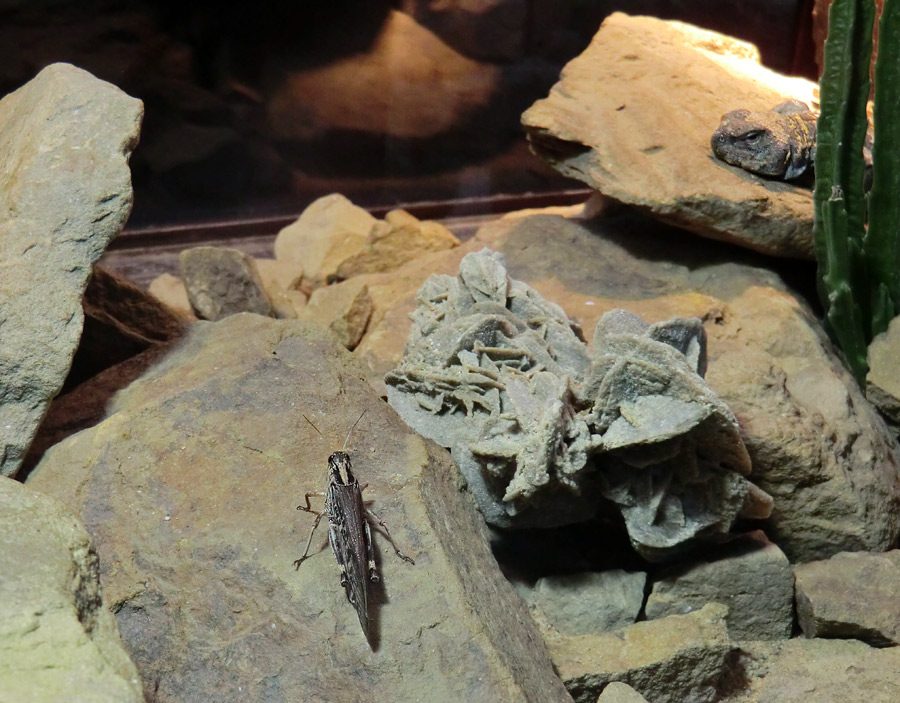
[293,411,414,641]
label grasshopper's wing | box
[328,481,371,637]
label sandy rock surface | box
[26,315,572,703]
[0,63,142,477]
[300,278,373,349]
[724,638,900,703]
[521,13,819,259]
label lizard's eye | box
[743,130,764,142]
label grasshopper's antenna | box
[302,414,326,441]
[342,409,367,452]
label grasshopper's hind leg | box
[365,507,415,565]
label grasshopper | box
[293,411,414,641]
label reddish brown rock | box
[72,266,187,388]
[521,13,819,259]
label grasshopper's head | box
[328,451,356,486]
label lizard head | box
[711,108,799,178]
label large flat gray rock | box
[27,314,572,703]
[646,530,793,640]
[0,63,142,477]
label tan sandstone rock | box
[521,13,819,259]
[148,272,195,318]
[597,682,651,702]
[26,315,572,703]
[301,279,374,350]
[545,602,734,703]
[0,63,143,478]
[333,208,460,280]
[722,638,900,703]
[273,193,378,289]
[254,257,305,318]
[0,476,142,702]
[867,314,900,427]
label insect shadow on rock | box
[293,409,415,645]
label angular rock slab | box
[545,602,734,703]
[521,13,818,259]
[27,315,572,703]
[179,246,274,320]
[794,550,900,646]
[646,530,793,640]
[0,62,143,477]
[0,476,142,702]
[528,569,646,635]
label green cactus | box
[814,0,900,385]
[864,1,900,333]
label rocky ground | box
[5,13,900,703]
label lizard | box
[710,99,818,180]
[710,99,874,182]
